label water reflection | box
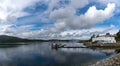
[0,42,116,66]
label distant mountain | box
[0,35,26,43]
[0,35,72,43]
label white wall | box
[92,36,116,43]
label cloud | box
[50,3,115,30]
[70,0,89,9]
[0,0,41,23]
[92,0,120,14]
[12,24,117,40]
[0,24,34,36]
[0,0,118,39]
[96,0,120,7]
[31,2,116,39]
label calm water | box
[0,42,116,66]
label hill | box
[0,35,71,43]
[0,35,27,43]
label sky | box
[0,0,120,39]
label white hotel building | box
[92,35,116,44]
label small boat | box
[51,43,65,50]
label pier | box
[51,43,87,49]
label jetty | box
[51,43,87,49]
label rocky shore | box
[85,43,120,49]
[89,53,120,66]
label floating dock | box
[51,43,87,49]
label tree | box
[106,33,111,36]
[96,34,99,37]
[89,34,95,41]
[115,30,120,41]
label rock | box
[89,53,120,66]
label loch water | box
[0,42,116,66]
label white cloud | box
[48,0,58,12]
[0,0,118,39]
[36,2,116,39]
[50,3,115,30]
[0,24,34,36]
[70,0,89,9]
[0,0,41,23]
[92,0,120,14]
[50,7,75,20]
[58,25,118,39]
[11,25,117,40]
[97,0,120,6]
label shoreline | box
[89,53,120,66]
[84,43,120,49]
[84,43,120,66]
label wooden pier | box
[51,43,87,49]
[58,46,87,48]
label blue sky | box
[0,0,120,39]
